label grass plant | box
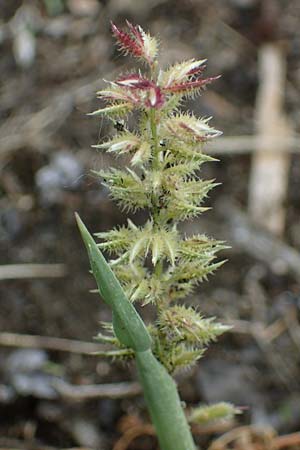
[77,21,238,450]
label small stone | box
[0,384,16,404]
[6,349,48,374]
[70,419,104,447]
[35,151,83,204]
[12,373,58,399]
[13,27,36,68]
[52,152,83,187]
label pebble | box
[5,349,58,400]
[35,151,83,205]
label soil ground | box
[1,1,300,449]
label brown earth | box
[1,1,300,449]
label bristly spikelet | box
[93,132,140,154]
[91,21,228,376]
[158,59,207,87]
[163,114,222,143]
[93,132,152,166]
[165,345,205,373]
[95,168,151,212]
[111,21,158,66]
[88,102,133,117]
[188,403,241,425]
[158,305,230,346]
[158,59,220,100]
[137,27,158,64]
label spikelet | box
[158,59,207,87]
[111,21,158,65]
[95,168,151,212]
[188,403,241,425]
[88,102,133,117]
[163,113,222,143]
[158,305,230,345]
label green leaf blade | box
[75,213,151,352]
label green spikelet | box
[189,402,241,425]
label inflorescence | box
[91,21,229,374]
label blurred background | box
[1,0,300,449]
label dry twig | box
[208,135,299,155]
[0,437,93,450]
[208,425,300,450]
[53,379,141,400]
[275,432,300,449]
[208,425,276,450]
[112,415,235,450]
[113,423,155,450]
[248,44,292,235]
[0,332,103,355]
[0,264,66,280]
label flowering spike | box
[84,23,233,448]
[91,22,223,306]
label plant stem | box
[136,349,197,450]
[144,109,197,449]
[149,108,164,278]
[150,108,159,170]
[149,107,160,224]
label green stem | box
[150,108,159,170]
[149,108,163,278]
[136,350,196,450]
